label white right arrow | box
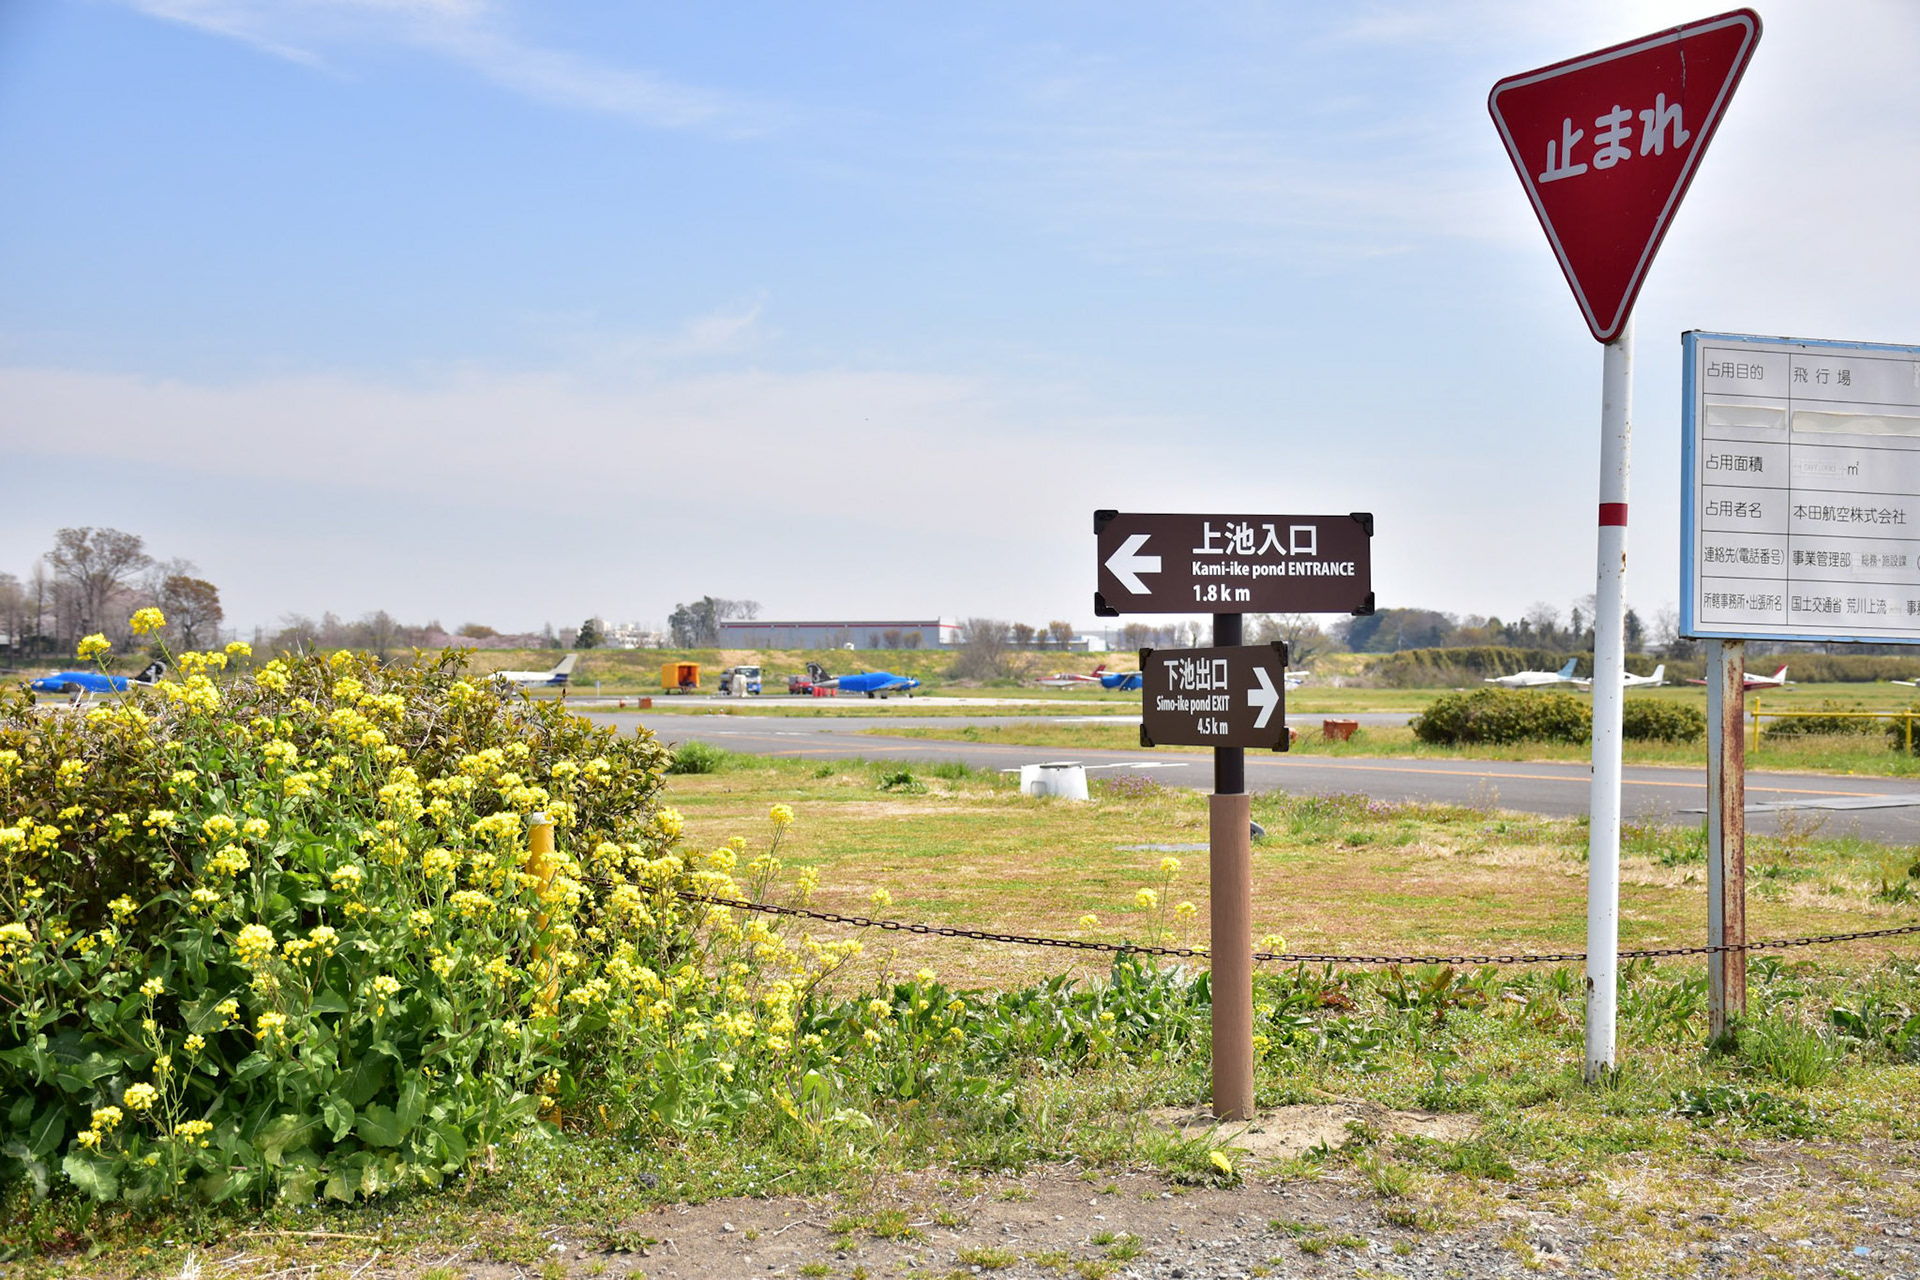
[1248,666,1279,729]
[1105,533,1161,595]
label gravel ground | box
[440,1141,1920,1280]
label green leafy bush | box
[1763,700,1879,741]
[1884,706,1920,754]
[1,641,709,1204]
[1414,691,1705,746]
[1620,700,1706,744]
[1411,689,1590,745]
[665,740,730,774]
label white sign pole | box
[1585,316,1633,1082]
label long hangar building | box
[717,619,962,649]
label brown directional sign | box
[1140,643,1290,751]
[1095,511,1373,616]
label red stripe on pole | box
[1599,503,1628,526]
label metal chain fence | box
[676,891,1920,968]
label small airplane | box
[1484,658,1580,689]
[1098,668,1143,692]
[488,655,577,689]
[1688,664,1789,691]
[1573,664,1667,690]
[29,661,167,696]
[1284,670,1308,691]
[1036,664,1110,689]
[806,661,920,698]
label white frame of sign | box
[1681,330,1920,644]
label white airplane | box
[1484,658,1580,689]
[1688,663,1789,691]
[1036,664,1110,689]
[489,655,577,689]
[1284,670,1308,691]
[1573,664,1666,690]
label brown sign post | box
[1140,643,1290,751]
[1096,511,1373,1122]
[1095,511,1374,617]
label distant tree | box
[1623,608,1645,654]
[275,614,320,655]
[1118,622,1154,651]
[1047,620,1075,650]
[541,622,560,649]
[458,622,498,639]
[668,600,718,648]
[1011,623,1037,649]
[904,632,922,649]
[44,527,151,645]
[354,611,402,662]
[575,618,603,649]
[158,576,224,650]
[881,629,903,649]
[1255,613,1334,664]
[0,573,27,654]
[948,618,1013,680]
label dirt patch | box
[1156,1102,1479,1164]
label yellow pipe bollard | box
[1750,693,1760,755]
[527,812,562,1126]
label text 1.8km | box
[1194,584,1252,603]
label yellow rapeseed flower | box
[225,640,252,659]
[123,1083,159,1112]
[1135,888,1158,911]
[76,633,111,661]
[129,607,166,635]
[769,803,794,827]
[869,888,892,911]
[1078,914,1099,929]
[235,923,276,965]
[1159,856,1182,876]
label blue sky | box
[3,0,1917,638]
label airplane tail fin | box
[551,655,578,681]
[1775,665,1789,680]
[134,661,166,685]
[1558,658,1578,678]
[1650,664,1665,683]
[807,661,830,683]
[1091,664,1106,676]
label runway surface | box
[585,711,1920,843]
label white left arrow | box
[1105,533,1161,595]
[1247,667,1279,730]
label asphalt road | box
[586,711,1920,843]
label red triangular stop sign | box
[1489,9,1761,343]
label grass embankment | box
[14,752,1919,1278]
[865,720,1920,777]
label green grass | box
[863,718,1920,777]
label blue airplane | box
[805,662,920,698]
[29,661,167,696]
[1099,670,1143,691]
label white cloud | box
[115,0,775,134]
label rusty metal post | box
[1210,612,1254,1121]
[1706,641,1747,1041]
